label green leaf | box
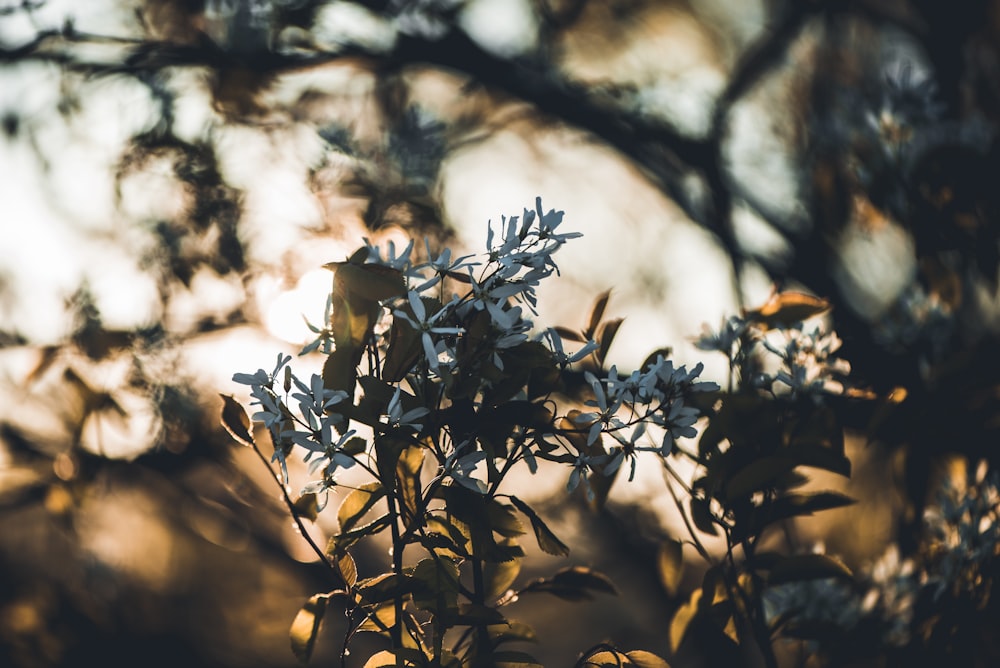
[333,514,392,552]
[337,482,385,533]
[509,496,569,557]
[487,500,526,538]
[485,550,522,599]
[767,553,853,585]
[518,566,617,602]
[396,445,425,521]
[420,516,471,559]
[219,394,254,447]
[657,539,684,597]
[411,558,460,616]
[289,592,329,663]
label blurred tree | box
[2,1,1000,666]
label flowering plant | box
[223,200,717,666]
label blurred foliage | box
[2,0,1000,666]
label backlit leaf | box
[657,539,684,597]
[219,394,254,447]
[362,649,421,668]
[289,592,329,663]
[335,550,357,588]
[485,549,522,598]
[625,650,671,668]
[357,600,395,634]
[337,482,385,533]
[518,566,617,601]
[292,493,319,522]
[509,496,569,556]
[670,589,702,652]
[487,500,526,538]
[744,292,830,328]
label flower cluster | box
[922,461,1000,603]
[233,199,715,505]
[696,304,851,398]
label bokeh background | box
[2,1,1000,666]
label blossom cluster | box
[233,199,716,505]
[696,311,851,397]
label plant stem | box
[249,439,336,574]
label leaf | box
[767,553,853,585]
[337,482,385,533]
[357,572,415,604]
[764,491,856,524]
[491,650,544,668]
[325,256,406,303]
[690,496,719,536]
[292,493,319,522]
[670,588,702,653]
[509,496,569,557]
[219,394,254,447]
[362,649,421,668]
[580,650,628,667]
[411,558,460,616]
[485,551,522,599]
[357,600,396,634]
[724,457,799,501]
[657,539,684,597]
[596,317,624,366]
[625,650,671,668]
[586,289,612,339]
[382,315,423,383]
[518,566,617,601]
[447,603,508,626]
[744,291,830,328]
[553,325,586,343]
[335,550,357,588]
[289,592,330,663]
[396,445,425,522]
[487,500,526,538]
[489,621,537,646]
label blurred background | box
[2,1,1000,666]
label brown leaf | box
[219,394,254,447]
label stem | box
[385,484,406,651]
[469,556,492,660]
[249,439,336,574]
[661,461,713,563]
